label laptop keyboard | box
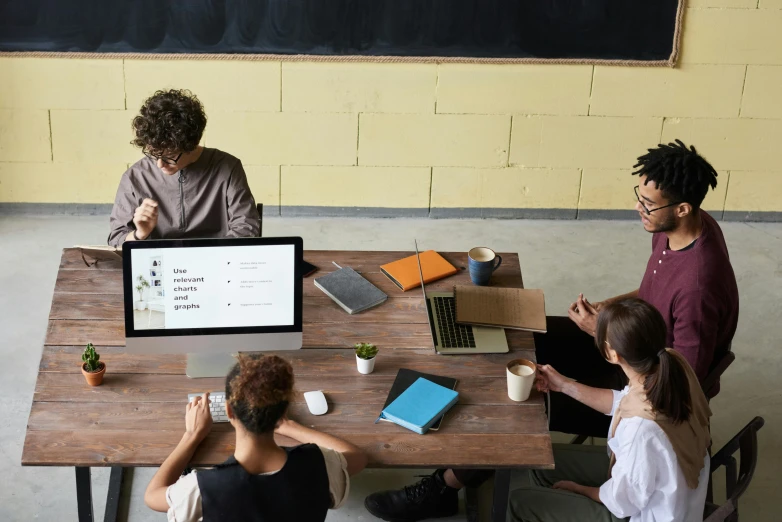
[433,296,476,348]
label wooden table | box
[23,249,553,522]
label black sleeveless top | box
[196,444,331,522]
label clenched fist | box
[133,198,158,240]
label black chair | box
[701,349,735,400]
[569,347,736,445]
[256,203,263,237]
[704,416,765,522]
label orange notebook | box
[380,250,459,291]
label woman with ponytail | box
[508,298,711,522]
[144,354,367,522]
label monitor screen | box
[123,237,303,338]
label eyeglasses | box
[143,149,183,166]
[634,185,681,215]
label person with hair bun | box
[109,89,260,247]
[507,298,711,522]
[144,354,367,522]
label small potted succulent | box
[135,275,150,311]
[81,343,106,386]
[355,342,378,375]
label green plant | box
[82,343,101,372]
[136,275,150,301]
[355,343,378,360]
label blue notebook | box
[375,378,459,434]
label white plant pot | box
[356,355,376,375]
[135,300,147,311]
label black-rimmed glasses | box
[143,149,183,166]
[634,185,681,215]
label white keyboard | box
[188,391,229,423]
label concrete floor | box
[1,215,779,521]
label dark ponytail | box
[596,298,692,424]
[645,348,692,424]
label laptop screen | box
[415,240,438,349]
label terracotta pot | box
[82,362,106,386]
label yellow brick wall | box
[1,5,781,217]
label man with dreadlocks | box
[537,139,739,440]
[363,141,739,522]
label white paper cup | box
[506,359,536,402]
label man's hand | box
[132,198,158,240]
[535,364,573,393]
[185,392,213,442]
[568,293,599,337]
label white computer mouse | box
[303,390,328,415]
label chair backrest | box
[703,416,765,522]
[256,203,263,237]
[701,346,735,399]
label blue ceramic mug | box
[468,247,502,286]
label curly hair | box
[131,89,206,154]
[225,354,294,435]
[632,139,718,210]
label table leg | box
[491,469,511,522]
[104,467,125,522]
[75,467,93,522]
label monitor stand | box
[186,353,239,378]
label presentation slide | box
[130,245,295,331]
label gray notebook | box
[314,267,388,314]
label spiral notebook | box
[454,286,547,333]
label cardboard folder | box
[454,286,547,333]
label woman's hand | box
[553,481,601,503]
[275,417,299,438]
[535,364,573,393]
[552,480,582,494]
[185,392,213,442]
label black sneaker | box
[364,470,459,522]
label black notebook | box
[380,369,458,431]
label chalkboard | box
[0,0,683,64]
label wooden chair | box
[703,416,765,522]
[569,347,736,445]
[256,203,263,237]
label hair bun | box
[231,354,294,409]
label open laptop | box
[415,241,508,355]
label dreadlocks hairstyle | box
[632,140,718,210]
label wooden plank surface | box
[32,372,544,407]
[53,264,524,297]
[23,431,554,469]
[45,320,535,350]
[39,347,536,376]
[25,249,552,469]
[27,402,547,435]
[60,249,522,273]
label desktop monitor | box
[122,237,303,377]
